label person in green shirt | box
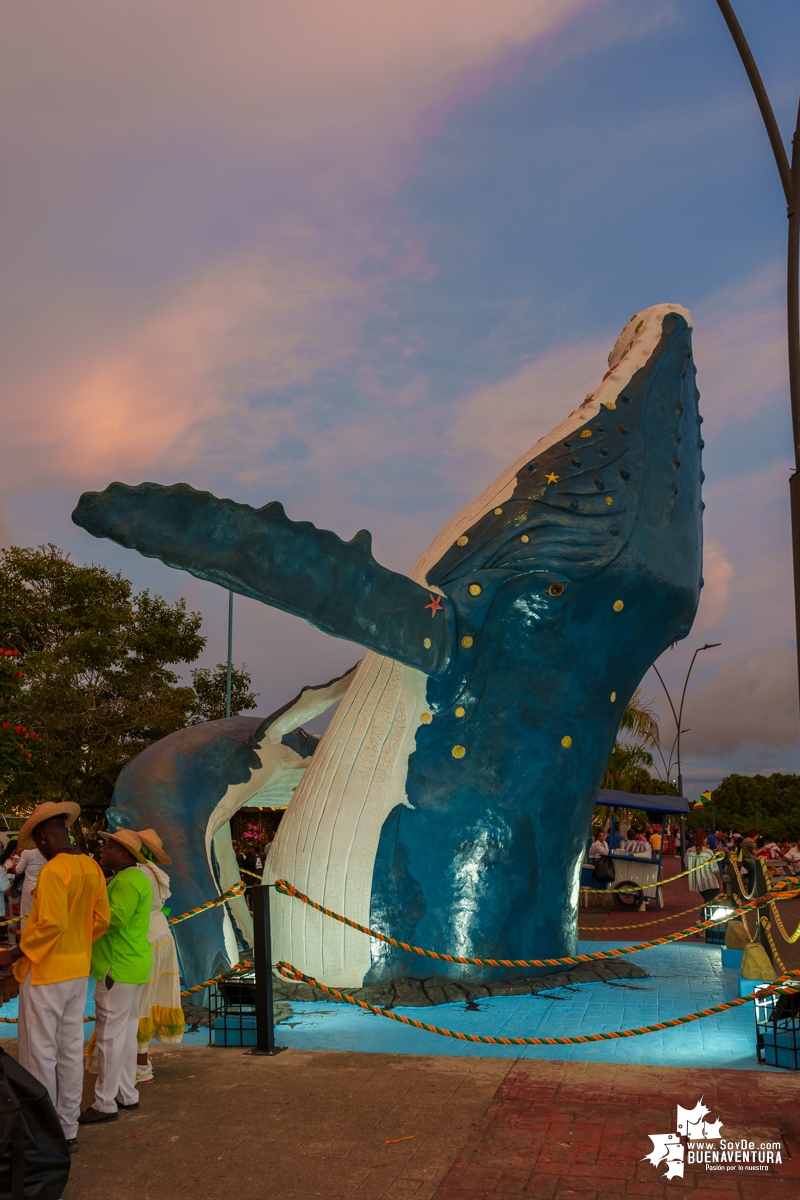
[79,829,153,1124]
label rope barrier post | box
[245,885,286,1057]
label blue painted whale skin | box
[73,304,702,988]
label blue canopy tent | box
[586,789,691,908]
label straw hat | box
[18,801,81,850]
[98,828,147,864]
[135,828,172,865]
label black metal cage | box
[755,988,800,1071]
[209,973,259,1047]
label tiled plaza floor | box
[270,942,774,1070]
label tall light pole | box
[714,2,800,702]
[225,589,233,719]
[652,642,721,797]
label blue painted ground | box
[0,976,98,1041]
[0,943,778,1070]
[271,942,778,1071]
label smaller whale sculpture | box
[75,304,703,989]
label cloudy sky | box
[2,0,799,795]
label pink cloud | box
[1,1,593,150]
[693,541,733,633]
[3,240,382,490]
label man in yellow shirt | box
[649,827,662,854]
[0,801,109,1152]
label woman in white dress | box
[133,828,185,1084]
[14,846,46,926]
[686,829,722,903]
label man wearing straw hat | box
[79,828,153,1125]
[0,800,109,1152]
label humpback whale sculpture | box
[73,303,703,990]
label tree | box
[0,545,206,815]
[0,648,38,781]
[692,774,800,840]
[189,663,259,723]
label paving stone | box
[433,1059,800,1199]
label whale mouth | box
[602,303,692,386]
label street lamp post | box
[653,643,721,799]
[714,2,800,703]
[225,589,233,720]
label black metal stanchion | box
[246,884,286,1057]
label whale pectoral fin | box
[73,482,454,675]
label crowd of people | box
[0,802,184,1154]
[233,831,275,877]
[588,819,800,901]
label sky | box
[2,0,800,797]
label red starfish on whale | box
[425,593,443,617]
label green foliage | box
[0,544,207,814]
[691,774,800,840]
[189,663,259,723]
[616,688,660,749]
[601,688,674,795]
[602,742,655,793]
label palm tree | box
[596,690,669,831]
[617,688,659,749]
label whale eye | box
[548,582,565,597]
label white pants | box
[93,979,144,1113]
[18,975,88,1141]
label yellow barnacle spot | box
[454,706,466,718]
[456,535,469,547]
[494,507,503,515]
[605,496,613,505]
[420,712,432,724]
[520,534,530,543]
[423,637,432,648]
[610,692,617,703]
[561,735,572,749]
[469,583,481,596]
[461,636,474,649]
[613,600,624,613]
[452,745,466,759]
[603,400,617,411]
[580,430,592,439]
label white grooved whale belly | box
[73,304,703,989]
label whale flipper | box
[73,485,454,676]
